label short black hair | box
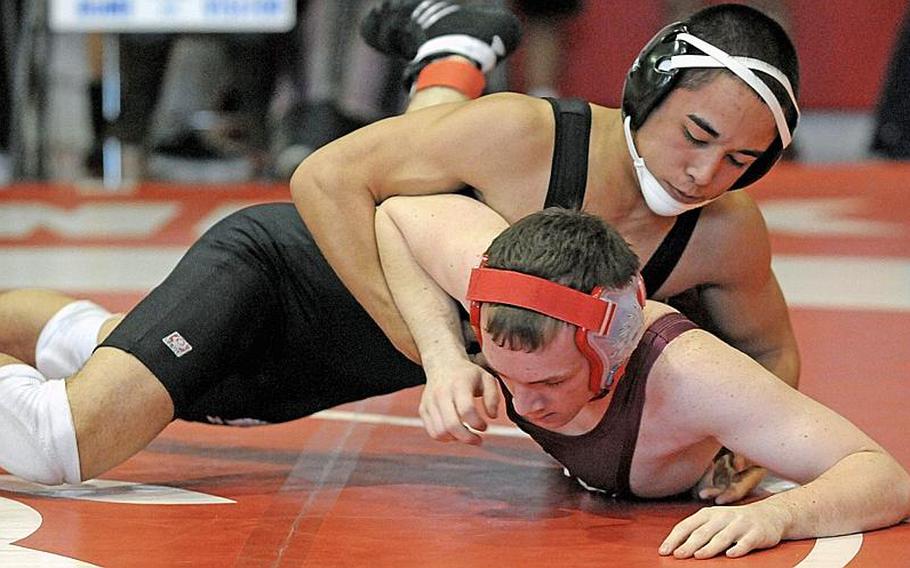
[679,3,800,126]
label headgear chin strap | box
[622,22,800,190]
[466,264,647,396]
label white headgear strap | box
[659,32,799,148]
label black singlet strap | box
[542,96,699,298]
[640,208,702,297]
[543,97,591,210]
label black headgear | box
[622,22,799,190]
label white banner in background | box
[49,0,296,32]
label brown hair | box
[482,208,640,351]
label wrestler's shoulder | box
[642,300,680,326]
[692,191,771,260]
[468,92,555,120]
[446,93,557,146]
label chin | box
[529,412,569,428]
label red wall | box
[513,1,907,110]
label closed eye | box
[726,154,747,168]
[683,128,708,146]
[686,127,749,168]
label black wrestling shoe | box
[361,0,521,83]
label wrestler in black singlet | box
[99,98,700,426]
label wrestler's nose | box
[686,149,724,187]
[511,385,546,417]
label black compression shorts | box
[99,202,425,424]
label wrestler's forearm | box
[290,161,420,362]
[374,207,468,369]
[765,450,910,539]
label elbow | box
[289,146,342,206]
[290,151,381,218]
[289,160,319,209]
[867,449,910,525]
[289,158,343,224]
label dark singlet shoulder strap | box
[543,97,591,210]
[541,96,698,298]
[640,208,702,297]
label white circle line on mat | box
[792,533,863,568]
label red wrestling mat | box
[3,391,907,567]
[1,163,909,566]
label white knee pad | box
[0,364,82,485]
[35,300,111,380]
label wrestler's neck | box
[586,106,662,225]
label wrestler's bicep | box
[663,331,880,484]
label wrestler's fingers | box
[732,454,749,471]
[420,385,474,442]
[698,486,723,500]
[693,454,730,500]
[712,452,735,488]
[725,530,765,558]
[439,399,484,445]
[429,428,457,443]
[419,398,458,442]
[667,519,728,559]
[715,467,766,505]
[480,373,499,419]
[692,525,742,559]
[454,389,489,433]
[659,509,712,556]
[423,417,456,443]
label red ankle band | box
[414,59,486,99]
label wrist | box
[760,495,798,538]
[421,348,472,376]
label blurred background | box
[1,0,908,189]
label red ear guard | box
[467,264,643,395]
[573,288,609,394]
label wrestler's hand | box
[694,450,767,505]
[659,500,790,559]
[419,356,499,445]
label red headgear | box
[466,262,647,396]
